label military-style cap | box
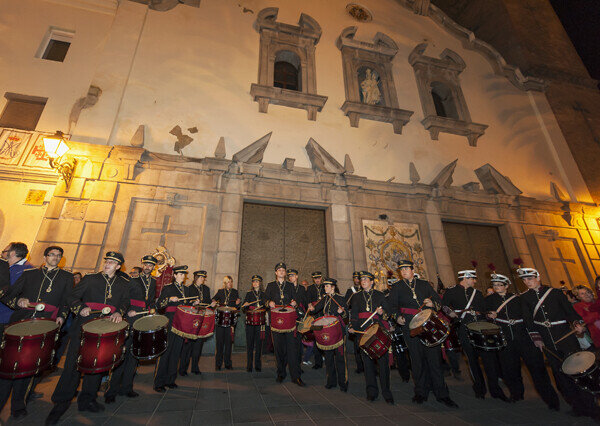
[141,255,157,265]
[397,259,414,269]
[287,268,298,275]
[359,271,374,280]
[311,271,322,278]
[193,270,207,277]
[458,270,477,279]
[517,267,539,279]
[173,265,189,274]
[352,271,360,278]
[104,251,124,264]
[275,262,287,271]
[251,274,263,282]
[323,278,337,286]
[491,273,511,285]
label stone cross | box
[549,247,576,287]
[141,215,187,246]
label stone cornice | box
[43,0,118,15]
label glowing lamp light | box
[43,131,70,158]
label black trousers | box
[361,351,391,399]
[323,342,348,388]
[215,326,233,368]
[446,350,461,373]
[393,349,411,381]
[154,332,184,387]
[404,327,449,399]
[272,331,301,380]
[498,336,559,407]
[105,333,137,397]
[348,333,364,372]
[314,344,324,367]
[245,325,263,370]
[0,376,34,413]
[180,338,205,374]
[458,324,505,398]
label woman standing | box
[213,275,241,370]
[242,275,266,372]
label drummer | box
[518,267,598,419]
[349,271,393,403]
[287,268,308,369]
[178,269,202,376]
[46,251,129,425]
[0,245,72,420]
[105,254,157,403]
[180,270,211,376]
[212,275,241,370]
[344,271,363,374]
[265,262,305,386]
[307,271,325,369]
[154,265,198,392]
[443,269,507,401]
[308,278,348,392]
[485,273,559,409]
[387,260,457,408]
[242,274,266,372]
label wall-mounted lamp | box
[42,131,77,189]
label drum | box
[561,351,600,394]
[172,306,203,339]
[466,321,507,351]
[216,306,238,327]
[78,318,128,374]
[312,316,344,350]
[445,322,461,352]
[197,308,215,338]
[297,316,314,334]
[270,306,297,333]
[0,319,60,379]
[390,326,407,355]
[245,308,266,326]
[409,309,449,347]
[359,323,391,360]
[131,314,169,360]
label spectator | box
[130,266,142,278]
[73,272,83,286]
[574,285,600,348]
[0,242,33,325]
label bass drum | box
[78,318,128,374]
[562,351,600,394]
[466,321,507,351]
[131,314,169,360]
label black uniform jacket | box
[307,283,326,304]
[194,284,211,304]
[69,272,130,317]
[129,273,157,312]
[265,280,295,306]
[213,288,241,308]
[291,283,308,310]
[485,292,528,341]
[312,293,348,320]
[2,266,73,322]
[243,289,266,312]
[156,282,195,321]
[0,258,9,295]
[388,278,442,322]
[349,289,389,332]
[443,284,485,324]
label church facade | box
[0,0,599,294]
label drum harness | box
[455,288,478,320]
[493,294,521,340]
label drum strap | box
[460,290,477,319]
[130,299,146,308]
[495,294,518,314]
[533,288,553,320]
[85,302,115,313]
[400,308,420,315]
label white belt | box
[534,320,567,327]
[496,318,523,325]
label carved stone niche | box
[336,27,413,134]
[409,43,488,146]
[250,8,328,121]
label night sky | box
[550,0,600,81]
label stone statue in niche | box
[359,68,382,105]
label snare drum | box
[0,319,60,379]
[561,351,600,394]
[270,306,297,333]
[172,306,203,339]
[197,308,215,338]
[297,316,314,334]
[245,307,266,326]
[466,321,506,351]
[216,306,238,327]
[409,309,449,347]
[445,322,461,352]
[359,323,391,360]
[313,316,344,350]
[78,318,128,374]
[390,326,408,355]
[131,314,169,360]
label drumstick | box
[542,346,564,363]
[327,294,344,310]
[27,303,45,312]
[554,328,579,344]
[360,307,381,328]
[176,296,199,301]
[89,307,112,315]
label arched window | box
[274,50,301,91]
[357,66,384,106]
[430,82,459,120]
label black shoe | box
[401,377,410,383]
[192,370,201,375]
[340,385,348,393]
[294,378,306,387]
[452,371,463,381]
[355,368,364,374]
[325,384,335,389]
[412,394,426,404]
[255,368,261,372]
[28,391,44,400]
[312,365,322,369]
[225,366,233,370]
[11,409,27,420]
[126,391,139,398]
[548,403,560,411]
[566,410,585,417]
[79,401,104,413]
[437,397,459,408]
[154,386,166,393]
[276,376,284,383]
[247,367,253,372]
[179,371,188,376]
[494,394,510,403]
[215,366,222,371]
[475,392,485,399]
[385,397,394,405]
[367,395,376,402]
[46,402,70,425]
[104,395,116,404]
[166,383,178,389]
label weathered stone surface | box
[232,132,271,164]
[220,212,240,232]
[430,159,457,188]
[305,138,344,174]
[214,137,226,159]
[130,125,145,147]
[81,222,108,244]
[475,163,522,195]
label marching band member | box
[213,275,240,370]
[309,278,348,391]
[349,271,393,403]
[287,268,308,368]
[105,255,157,403]
[344,271,364,373]
[307,271,325,369]
[519,267,599,419]
[443,270,507,401]
[0,246,72,420]
[485,273,559,408]
[265,262,305,386]
[178,270,201,376]
[388,261,457,407]
[46,252,129,425]
[180,270,211,375]
[242,275,265,372]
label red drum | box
[216,306,238,327]
[245,307,266,326]
[172,306,203,339]
[197,308,215,338]
[270,306,297,333]
[313,316,344,350]
[131,314,169,360]
[359,323,391,360]
[0,319,60,379]
[78,318,128,374]
[409,309,449,347]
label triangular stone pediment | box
[305,138,344,174]
[232,132,271,164]
[475,163,522,195]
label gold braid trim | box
[171,329,200,340]
[271,326,296,333]
[316,340,344,351]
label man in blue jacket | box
[0,242,33,326]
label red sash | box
[400,308,420,315]
[25,303,58,320]
[166,306,177,313]
[85,302,115,313]
[130,299,146,308]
